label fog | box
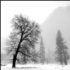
[1,1,70,64]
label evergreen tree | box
[39,36,45,64]
[55,30,69,65]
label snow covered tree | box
[39,36,45,64]
[55,30,69,65]
[6,14,40,68]
[30,49,40,63]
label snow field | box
[1,64,70,70]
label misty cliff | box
[41,6,70,56]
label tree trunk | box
[12,33,23,68]
[12,46,19,68]
[12,54,17,68]
[64,58,67,65]
[63,52,67,65]
[65,61,67,65]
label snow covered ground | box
[1,64,70,70]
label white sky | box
[1,1,70,38]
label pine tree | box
[55,30,69,65]
[39,36,45,64]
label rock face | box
[41,6,70,57]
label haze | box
[1,1,70,53]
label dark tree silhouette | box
[6,15,40,68]
[55,30,69,65]
[39,36,45,64]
